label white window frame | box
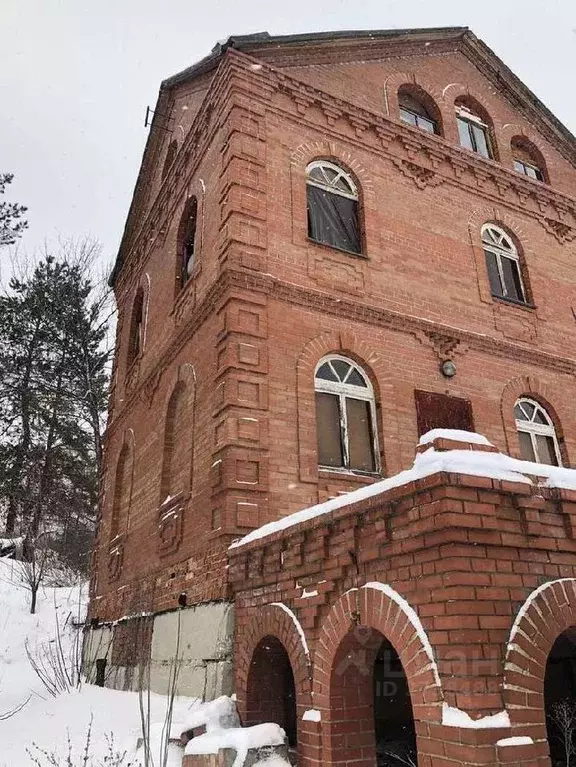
[515,397,562,466]
[481,223,527,303]
[455,106,492,157]
[306,160,358,200]
[314,355,380,474]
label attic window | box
[455,102,493,159]
[306,161,361,255]
[511,138,546,182]
[399,90,437,134]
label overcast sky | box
[2,0,575,277]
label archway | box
[246,636,298,754]
[328,625,417,766]
[545,628,576,766]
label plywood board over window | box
[414,390,475,437]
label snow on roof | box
[231,431,576,550]
[418,429,492,446]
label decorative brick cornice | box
[114,49,576,297]
[106,267,576,437]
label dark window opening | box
[306,162,361,254]
[95,658,107,687]
[177,197,198,291]
[415,390,474,437]
[399,90,437,134]
[127,289,144,367]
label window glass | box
[500,256,524,302]
[536,434,559,466]
[315,356,378,473]
[472,123,491,158]
[399,107,418,128]
[315,392,343,467]
[346,398,375,472]
[518,430,536,462]
[484,250,503,297]
[457,117,474,151]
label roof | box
[111,26,576,287]
[161,27,468,89]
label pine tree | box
[0,248,111,573]
[0,174,27,247]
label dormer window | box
[399,91,437,134]
[456,103,493,159]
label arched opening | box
[545,628,576,766]
[455,96,496,160]
[127,288,144,368]
[246,636,297,757]
[176,197,198,294]
[111,443,130,539]
[160,382,189,501]
[306,160,362,254]
[511,136,547,182]
[398,84,441,135]
[329,626,417,766]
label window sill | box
[318,467,381,483]
[307,237,367,260]
[492,295,536,312]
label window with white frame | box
[306,161,361,254]
[481,224,527,304]
[456,105,493,159]
[314,356,378,473]
[514,398,561,466]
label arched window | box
[111,444,130,538]
[160,383,189,500]
[515,398,561,465]
[306,161,361,255]
[315,356,378,473]
[481,224,527,304]
[511,136,546,182]
[176,197,198,292]
[161,140,177,181]
[455,97,494,159]
[398,86,439,134]
[127,288,144,367]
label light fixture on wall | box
[440,359,456,378]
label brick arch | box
[503,579,576,731]
[296,330,397,482]
[235,603,313,727]
[467,206,535,305]
[111,428,136,537]
[501,375,569,464]
[290,140,374,200]
[443,83,502,156]
[383,70,448,136]
[313,585,443,766]
[159,363,197,500]
[506,128,551,183]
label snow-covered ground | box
[0,558,288,767]
[0,558,195,766]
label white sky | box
[1,0,575,276]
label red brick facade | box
[87,26,576,765]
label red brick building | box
[85,27,576,766]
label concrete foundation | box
[83,601,234,700]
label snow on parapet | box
[270,602,310,658]
[363,583,440,687]
[442,702,510,729]
[418,429,493,447]
[230,433,576,550]
[497,736,534,746]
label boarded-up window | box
[414,390,474,437]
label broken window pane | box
[316,392,344,467]
[536,434,558,466]
[472,123,491,158]
[346,398,375,472]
